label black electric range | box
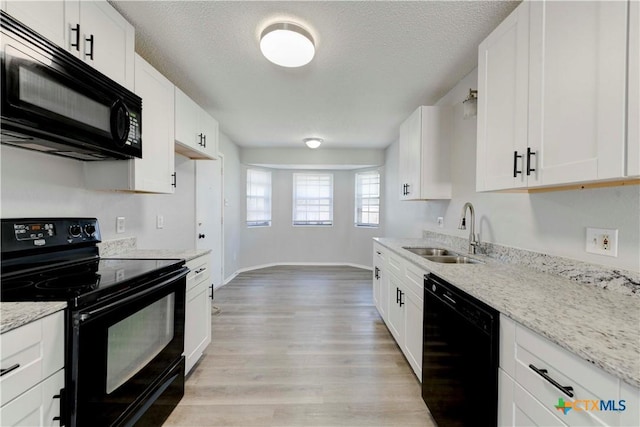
[0,218,188,426]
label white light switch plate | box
[586,227,618,257]
[156,215,164,229]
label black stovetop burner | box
[0,218,184,308]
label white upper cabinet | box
[175,87,219,160]
[1,0,134,90]
[399,106,452,200]
[477,2,530,192]
[84,54,175,193]
[628,0,640,177]
[76,0,135,90]
[528,0,628,187]
[478,0,634,191]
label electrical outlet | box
[586,227,618,257]
[116,217,125,234]
[437,217,444,228]
[156,215,164,229]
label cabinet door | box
[0,369,64,427]
[185,280,211,375]
[2,1,67,48]
[200,112,219,159]
[77,0,135,90]
[513,380,567,427]
[399,108,422,200]
[528,0,627,186]
[133,54,175,193]
[175,87,203,150]
[378,266,389,321]
[402,288,423,380]
[628,0,640,177]
[477,1,530,191]
[386,275,404,345]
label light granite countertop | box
[375,237,640,389]
[108,248,211,262]
[0,301,67,334]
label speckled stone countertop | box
[110,249,211,262]
[375,237,640,389]
[0,301,67,334]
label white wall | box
[0,145,196,249]
[384,69,640,272]
[218,132,242,280]
[238,167,382,270]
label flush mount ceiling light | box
[304,138,322,149]
[260,22,315,67]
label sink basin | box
[423,255,483,264]
[402,247,454,257]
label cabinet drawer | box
[515,325,617,426]
[0,311,64,406]
[403,262,425,301]
[373,243,386,262]
[386,252,403,278]
[513,380,567,427]
[185,256,210,292]
[0,368,64,427]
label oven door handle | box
[78,268,188,323]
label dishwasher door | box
[422,273,499,427]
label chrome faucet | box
[458,202,479,254]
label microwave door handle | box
[78,269,188,323]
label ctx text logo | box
[555,398,626,415]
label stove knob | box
[69,224,81,237]
[84,224,96,237]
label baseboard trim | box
[222,262,372,286]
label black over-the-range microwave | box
[0,11,142,161]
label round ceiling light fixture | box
[304,138,322,149]
[260,22,315,67]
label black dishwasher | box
[422,273,499,427]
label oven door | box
[70,267,187,427]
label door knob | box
[198,233,205,239]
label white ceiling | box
[110,0,520,150]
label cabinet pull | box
[171,172,177,188]
[198,133,205,147]
[374,266,379,280]
[0,363,19,376]
[198,233,205,239]
[396,287,400,304]
[405,184,410,195]
[513,151,523,177]
[209,284,214,300]
[85,34,94,60]
[526,148,536,176]
[70,24,80,51]
[399,290,404,307]
[203,134,207,148]
[529,364,574,397]
[52,387,66,426]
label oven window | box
[106,293,175,394]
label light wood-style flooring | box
[164,266,435,426]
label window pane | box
[355,171,380,227]
[247,169,272,227]
[293,173,333,226]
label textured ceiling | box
[110,1,520,149]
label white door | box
[195,158,223,288]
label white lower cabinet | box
[499,314,639,427]
[0,310,65,427]
[184,254,212,375]
[372,242,424,381]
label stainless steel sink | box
[402,247,454,257]
[423,255,483,264]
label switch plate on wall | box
[437,217,444,228]
[156,215,164,229]
[585,227,618,257]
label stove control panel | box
[1,218,101,253]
